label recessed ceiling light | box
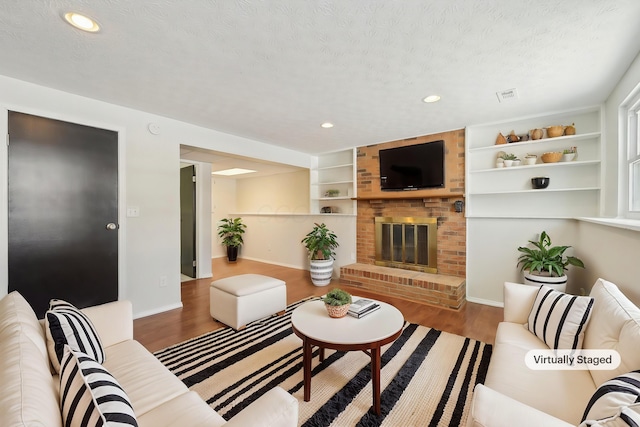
[64,12,100,32]
[321,122,334,128]
[422,95,441,103]
[211,168,256,176]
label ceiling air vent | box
[496,88,519,103]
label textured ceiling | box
[1,1,640,157]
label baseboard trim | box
[237,256,305,271]
[133,302,183,319]
[466,296,504,308]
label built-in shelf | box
[465,106,603,218]
[310,148,356,214]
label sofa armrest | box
[224,387,298,427]
[81,300,133,347]
[467,384,574,427]
[503,282,539,323]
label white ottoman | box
[210,274,286,330]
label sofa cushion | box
[584,279,640,387]
[526,285,594,350]
[486,321,597,424]
[60,346,138,427]
[0,292,62,427]
[581,370,640,424]
[0,291,48,358]
[46,299,105,373]
[102,340,189,417]
[137,391,225,427]
[580,404,640,427]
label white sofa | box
[467,279,640,427]
[0,291,298,427]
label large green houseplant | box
[217,217,246,262]
[517,231,584,290]
[301,223,339,286]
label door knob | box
[106,223,118,230]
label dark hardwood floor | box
[134,258,503,353]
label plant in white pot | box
[217,217,246,262]
[516,231,585,292]
[301,223,339,286]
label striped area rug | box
[154,298,492,427]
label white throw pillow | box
[526,285,594,349]
[580,371,640,426]
[45,299,105,373]
[59,346,138,427]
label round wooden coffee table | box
[291,298,404,415]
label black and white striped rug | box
[154,298,492,427]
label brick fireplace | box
[339,129,467,309]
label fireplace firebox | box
[374,217,437,273]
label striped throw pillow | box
[526,285,594,350]
[580,371,640,426]
[59,346,138,427]
[45,299,105,373]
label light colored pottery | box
[523,271,567,293]
[530,128,544,140]
[309,259,334,286]
[562,153,575,162]
[325,302,350,318]
[503,159,514,167]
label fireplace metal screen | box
[374,216,437,273]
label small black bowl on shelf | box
[531,177,550,189]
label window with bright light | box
[621,84,640,219]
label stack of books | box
[348,298,380,319]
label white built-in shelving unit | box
[310,148,356,215]
[465,106,603,218]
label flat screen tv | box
[379,140,445,191]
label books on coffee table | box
[348,299,380,318]
[349,298,376,313]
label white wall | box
[211,176,237,258]
[236,170,310,214]
[466,218,580,305]
[0,74,312,318]
[236,214,357,278]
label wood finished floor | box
[134,258,503,353]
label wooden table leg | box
[371,346,382,415]
[319,346,325,362]
[303,338,312,402]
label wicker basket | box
[325,303,351,318]
[541,152,563,163]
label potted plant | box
[322,288,352,318]
[217,217,246,262]
[301,223,339,286]
[516,231,585,291]
[500,153,518,167]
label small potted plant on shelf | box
[322,288,352,318]
[217,217,246,262]
[301,223,339,286]
[562,147,577,162]
[499,153,518,167]
[324,189,340,197]
[516,231,585,291]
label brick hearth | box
[340,263,466,310]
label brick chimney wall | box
[355,129,466,278]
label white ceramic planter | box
[309,259,334,286]
[523,271,567,293]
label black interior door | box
[180,165,196,278]
[8,111,119,317]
